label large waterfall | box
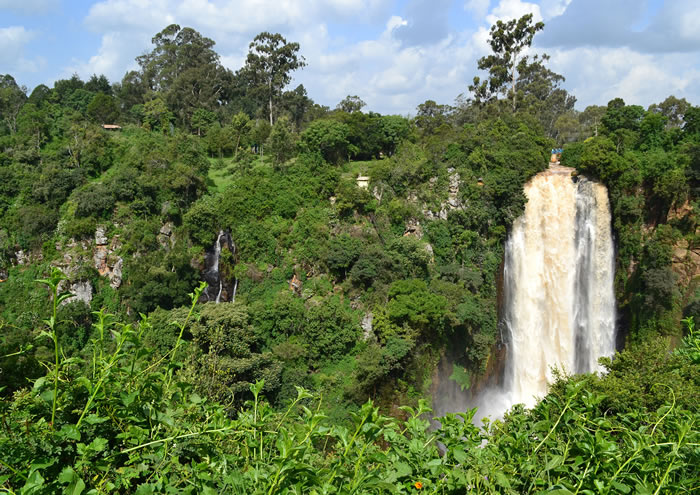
[432,165,618,421]
[501,166,616,409]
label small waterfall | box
[201,230,234,303]
[501,168,616,409]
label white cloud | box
[0,26,45,74]
[64,31,146,83]
[548,46,700,109]
[465,0,490,18]
[487,0,542,24]
[85,0,177,33]
[0,26,35,53]
[538,0,571,19]
[58,0,700,115]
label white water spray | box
[501,166,616,409]
[213,231,224,304]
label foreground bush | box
[1,270,698,493]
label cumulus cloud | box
[487,0,542,24]
[54,0,700,114]
[76,0,396,89]
[74,0,479,113]
[548,45,700,108]
[63,31,146,83]
[392,0,453,46]
[0,26,44,73]
[465,0,491,18]
[538,0,571,19]
[537,0,700,54]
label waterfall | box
[431,166,616,422]
[202,230,233,303]
[501,167,616,409]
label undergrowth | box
[0,271,697,494]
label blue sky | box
[1,0,698,114]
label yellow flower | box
[414,481,423,490]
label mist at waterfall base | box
[433,168,617,424]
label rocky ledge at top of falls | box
[540,163,576,176]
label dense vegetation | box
[0,273,697,493]
[1,15,698,493]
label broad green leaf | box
[394,462,412,478]
[87,437,109,453]
[57,424,81,441]
[452,447,467,464]
[611,481,631,494]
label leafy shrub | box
[74,183,115,218]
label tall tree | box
[53,74,85,104]
[282,84,313,132]
[469,13,544,110]
[648,95,690,129]
[0,74,27,134]
[229,112,252,158]
[468,14,575,138]
[136,24,233,129]
[84,74,112,94]
[336,95,366,113]
[579,105,606,137]
[87,93,120,124]
[415,99,451,136]
[242,32,306,126]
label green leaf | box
[58,466,86,495]
[84,414,109,425]
[22,469,45,493]
[36,330,54,342]
[394,462,412,478]
[75,376,92,393]
[545,455,564,470]
[57,292,74,304]
[134,484,155,495]
[494,471,511,488]
[295,385,313,400]
[40,388,55,404]
[611,481,631,494]
[87,437,109,453]
[32,376,47,391]
[57,425,81,441]
[121,391,138,407]
[452,447,467,464]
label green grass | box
[207,158,237,192]
[340,159,382,180]
[207,154,273,192]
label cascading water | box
[201,230,234,303]
[501,166,616,409]
[432,165,617,421]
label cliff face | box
[616,196,699,342]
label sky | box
[1,0,699,115]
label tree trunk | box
[269,79,274,126]
[511,55,517,111]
